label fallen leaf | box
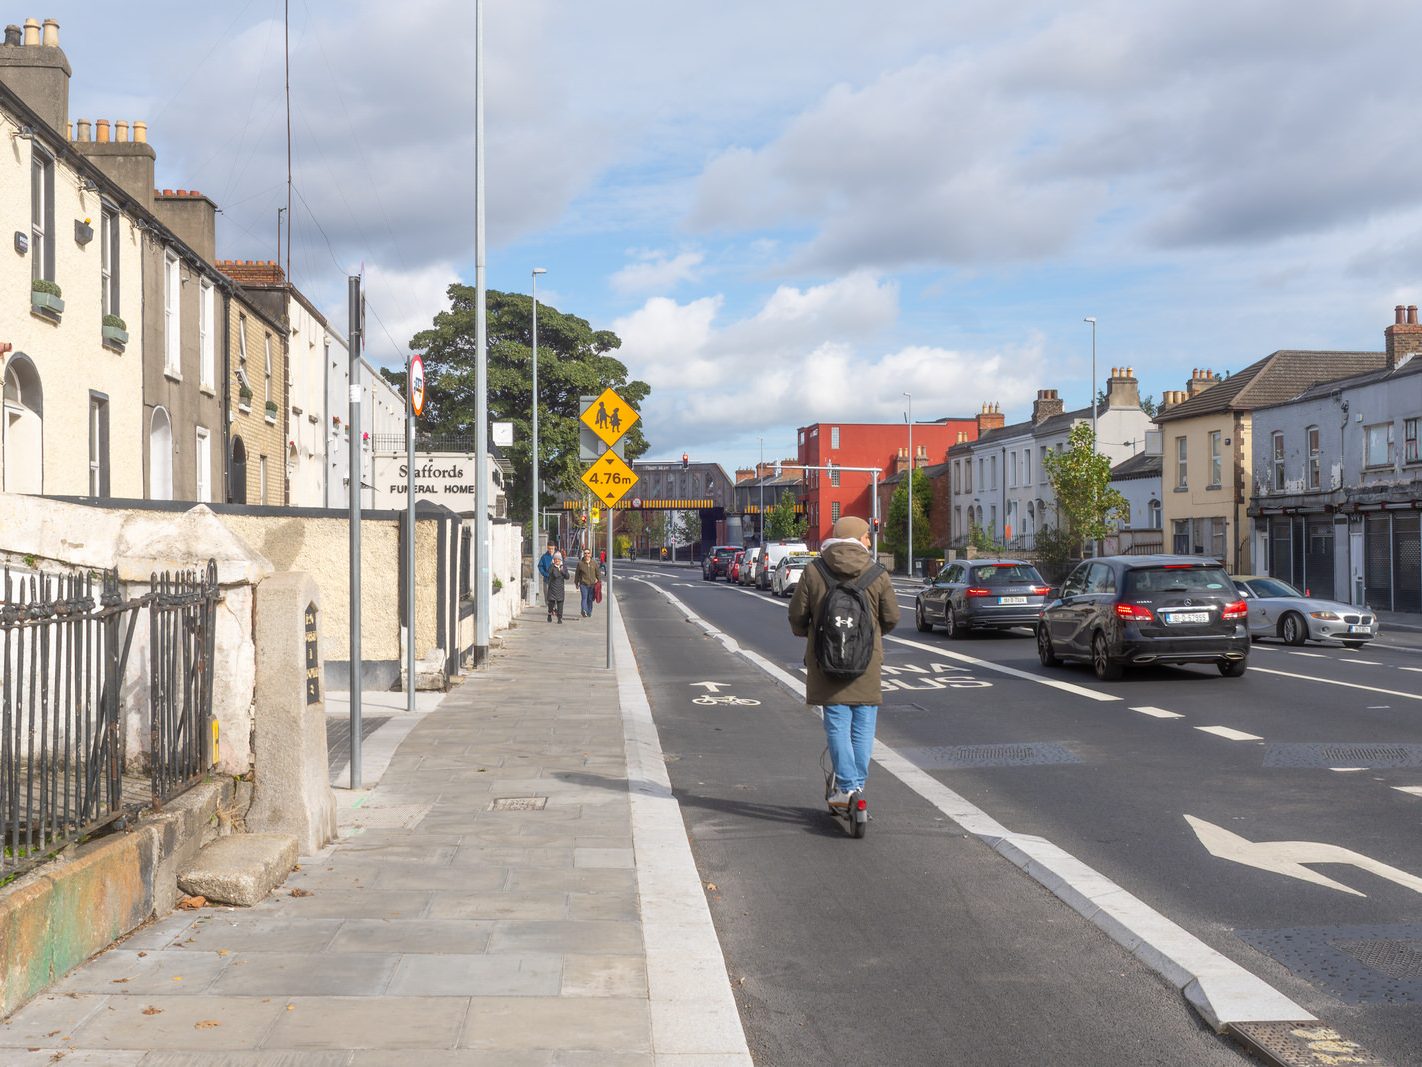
[216,949,230,957]
[705,882,717,892]
[136,952,147,958]
[171,976,184,983]
[289,888,312,898]
[141,1007,163,1016]
[177,895,206,910]
[194,1020,221,1030]
[292,864,302,870]
[286,1004,296,1011]
[46,1030,60,1037]
[110,978,130,985]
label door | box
[1049,563,1091,650]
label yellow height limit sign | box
[582,450,639,507]
[580,387,639,448]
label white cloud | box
[609,250,705,295]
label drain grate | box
[1237,923,1422,1004]
[1230,1022,1384,1067]
[489,796,548,811]
[899,742,1079,769]
[1263,742,1422,768]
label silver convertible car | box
[1234,575,1378,648]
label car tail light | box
[1029,585,1051,596]
[965,587,992,598]
[1115,603,1154,622]
[1222,600,1248,620]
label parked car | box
[772,552,817,597]
[915,559,1051,638]
[727,550,746,583]
[757,540,810,590]
[1036,555,1250,680]
[702,545,741,581]
[739,546,767,586]
[1233,575,1378,648]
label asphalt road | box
[617,562,1422,1066]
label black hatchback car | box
[1036,555,1250,680]
[915,559,1051,638]
[702,545,741,581]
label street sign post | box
[579,388,640,669]
[409,355,426,417]
[405,353,423,714]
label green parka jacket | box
[788,540,899,706]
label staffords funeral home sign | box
[372,452,478,512]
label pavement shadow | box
[553,770,843,839]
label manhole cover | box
[489,796,548,811]
[1230,1022,1384,1067]
[898,742,1079,769]
[1263,742,1422,768]
[1237,923,1422,1004]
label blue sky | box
[39,1,1422,470]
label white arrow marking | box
[690,681,727,693]
[1185,815,1422,898]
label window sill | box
[238,402,252,414]
[200,385,216,397]
[1205,483,1223,491]
[1173,486,1188,493]
[29,307,61,326]
[1362,464,1396,472]
[101,338,125,354]
[164,371,182,383]
[265,416,277,426]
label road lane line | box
[885,635,1121,702]
[1402,667,1422,674]
[1347,660,1383,666]
[1132,706,1185,719]
[1252,666,1422,702]
[625,575,1313,1032]
[1195,726,1264,741]
[1284,651,1326,658]
[1331,768,1367,773]
[1394,786,1422,797]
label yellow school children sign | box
[580,387,639,448]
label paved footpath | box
[0,602,751,1066]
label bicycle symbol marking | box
[692,694,761,706]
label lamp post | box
[903,391,913,578]
[1084,316,1098,558]
[527,267,546,606]
[758,437,765,544]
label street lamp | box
[527,267,546,605]
[903,391,913,578]
[758,437,765,544]
[1084,316,1098,558]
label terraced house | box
[222,277,288,505]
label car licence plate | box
[999,596,1027,605]
[1166,611,1209,624]
[1348,624,1370,634]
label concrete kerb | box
[626,575,1316,1036]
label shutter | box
[1304,519,1334,600]
[1393,513,1421,614]
[1364,514,1392,610]
[1269,519,1292,581]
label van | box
[757,540,809,589]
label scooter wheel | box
[851,795,868,838]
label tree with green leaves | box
[764,490,808,541]
[1041,422,1129,559]
[882,468,932,561]
[382,285,650,527]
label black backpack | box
[812,559,886,680]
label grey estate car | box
[915,559,1052,638]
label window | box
[1023,448,1032,485]
[195,427,211,503]
[830,500,841,523]
[977,457,984,488]
[953,460,961,491]
[263,333,273,404]
[1364,422,1394,468]
[163,253,180,377]
[830,426,840,449]
[1009,451,1017,487]
[1271,431,1285,489]
[1211,517,1227,561]
[954,506,962,538]
[990,455,998,489]
[199,282,214,390]
[1172,518,1190,554]
[1039,445,1048,483]
[1209,430,1222,487]
[1307,426,1321,488]
[259,455,268,505]
[829,463,840,487]
[964,460,972,493]
[989,504,997,536]
[1405,418,1419,464]
[1175,436,1187,489]
[100,206,119,317]
[1148,498,1162,530]
[31,148,53,283]
[88,394,109,497]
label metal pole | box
[347,274,362,789]
[528,268,545,605]
[405,352,415,714]
[758,438,764,544]
[904,392,914,578]
[1085,316,1098,558]
[606,506,614,669]
[473,0,492,665]
[871,469,879,560]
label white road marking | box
[1402,667,1422,674]
[1195,726,1263,741]
[1185,814,1422,898]
[1285,651,1326,658]
[886,635,1121,703]
[1252,666,1422,702]
[1132,706,1185,719]
[1349,660,1383,666]
[625,575,1314,1031]
[1393,786,1422,797]
[1330,767,1367,773]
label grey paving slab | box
[488,920,643,956]
[385,953,563,996]
[508,866,638,895]
[260,996,469,1050]
[447,846,575,869]
[119,913,203,950]
[349,1053,559,1067]
[141,1053,354,1066]
[0,994,111,1047]
[8,1052,146,1066]
[426,891,570,921]
[574,847,635,869]
[209,952,400,996]
[178,916,346,954]
[328,918,495,955]
[460,996,651,1053]
[560,954,648,997]
[248,889,433,920]
[66,994,289,1051]
[567,890,641,922]
[50,949,231,995]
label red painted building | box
[795,418,980,547]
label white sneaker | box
[827,789,853,808]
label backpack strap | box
[850,562,885,592]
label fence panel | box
[149,561,219,810]
[1,568,139,881]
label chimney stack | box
[154,189,219,263]
[1032,388,1064,424]
[1384,301,1422,370]
[72,118,158,212]
[1186,368,1217,398]
[977,401,1006,434]
[1105,365,1141,410]
[0,16,73,137]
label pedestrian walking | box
[537,540,557,602]
[575,549,600,617]
[545,551,570,623]
[788,515,898,809]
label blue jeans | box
[822,704,877,793]
[580,584,596,616]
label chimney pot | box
[65,120,71,139]
[22,18,39,46]
[1396,305,1406,325]
[1410,305,1418,326]
[1127,366,1134,377]
[162,188,173,196]
[134,120,147,144]
[96,119,110,143]
[115,120,129,143]
[41,18,58,48]
[4,24,20,46]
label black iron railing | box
[148,562,218,810]
[1,567,139,882]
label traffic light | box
[681,452,689,472]
[872,517,881,533]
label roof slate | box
[1110,452,1162,481]
[1155,350,1387,422]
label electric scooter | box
[821,748,868,838]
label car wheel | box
[1037,624,1059,667]
[946,608,969,640]
[1340,639,1368,649]
[915,601,933,633]
[1091,632,1123,681]
[1218,658,1248,677]
[1279,612,1307,646]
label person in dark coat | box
[537,540,557,603]
[788,515,899,807]
[545,552,570,623]
[574,549,600,617]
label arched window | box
[2,355,43,494]
[149,407,173,501]
[229,436,248,505]
[1148,498,1162,530]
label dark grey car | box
[915,559,1051,638]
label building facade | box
[223,286,288,505]
[1248,307,1422,613]
[1106,447,1164,555]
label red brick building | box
[795,418,980,547]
